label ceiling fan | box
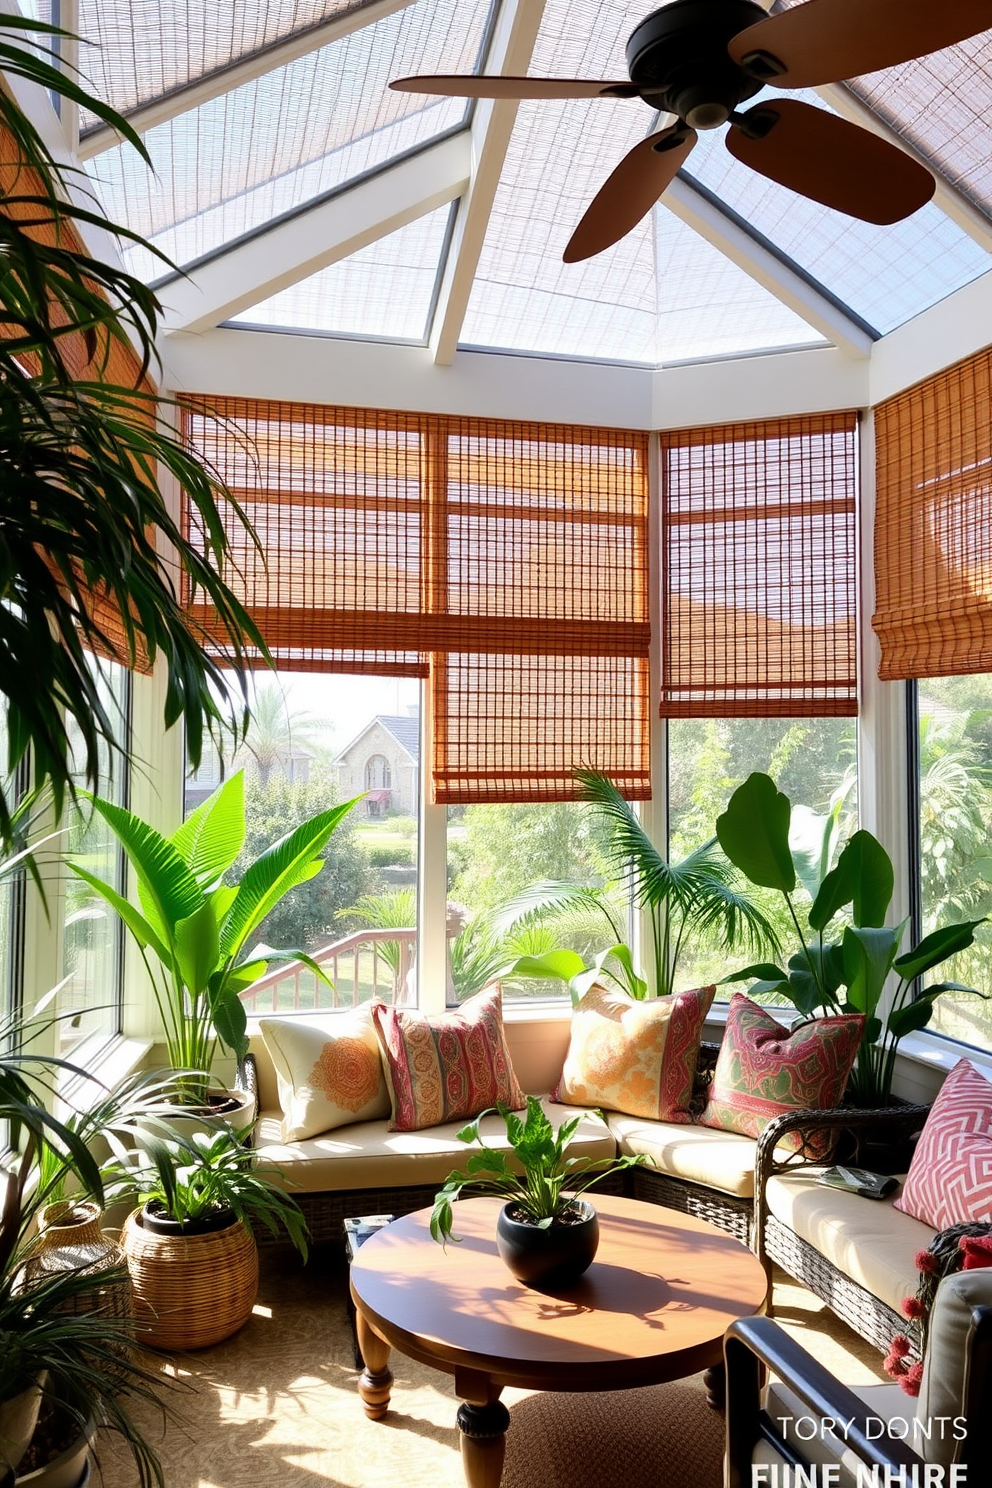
[390,0,991,261]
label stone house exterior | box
[332,715,420,817]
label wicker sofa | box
[244,1011,771,1247]
[750,1102,938,1356]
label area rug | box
[93,1251,885,1488]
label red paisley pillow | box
[698,994,863,1153]
[371,986,525,1132]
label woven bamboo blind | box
[660,414,859,718]
[181,398,651,803]
[1,122,154,670]
[874,348,992,679]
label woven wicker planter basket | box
[121,1208,259,1350]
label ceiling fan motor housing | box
[626,0,767,128]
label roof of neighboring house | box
[332,714,420,766]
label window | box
[668,716,858,992]
[187,671,421,1014]
[914,676,992,1051]
[445,800,624,1005]
[59,662,129,1049]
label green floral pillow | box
[698,994,863,1151]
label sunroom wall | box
[124,285,992,1078]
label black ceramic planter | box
[495,1199,599,1289]
[139,1202,236,1237]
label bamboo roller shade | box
[1,123,154,671]
[180,397,651,803]
[874,347,992,680]
[659,414,859,718]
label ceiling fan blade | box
[563,125,698,263]
[728,0,992,89]
[726,98,935,224]
[389,75,640,100]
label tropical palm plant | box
[68,771,361,1100]
[502,769,780,1000]
[0,13,264,850]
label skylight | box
[228,203,454,340]
[84,0,491,278]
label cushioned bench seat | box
[765,1168,935,1316]
[607,1112,760,1199]
[254,1098,616,1194]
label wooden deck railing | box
[238,928,417,1013]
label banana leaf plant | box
[715,772,987,1105]
[68,771,360,1101]
[499,768,780,1002]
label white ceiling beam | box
[428,0,549,366]
[812,82,992,256]
[77,0,417,158]
[159,132,472,334]
[662,174,875,360]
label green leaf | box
[810,830,894,932]
[169,772,246,885]
[505,949,587,983]
[790,802,841,902]
[174,901,221,998]
[886,999,936,1039]
[218,799,359,962]
[66,862,169,964]
[715,773,796,892]
[84,794,203,948]
[718,963,788,984]
[893,919,986,981]
[210,990,249,1063]
[841,925,902,1016]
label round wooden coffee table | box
[350,1192,767,1488]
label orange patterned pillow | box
[553,983,716,1122]
[371,986,525,1132]
[259,1007,390,1141]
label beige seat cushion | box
[765,1170,935,1313]
[607,1111,759,1198]
[254,1098,616,1193]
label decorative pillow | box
[371,986,525,1132]
[553,983,716,1122]
[259,1007,390,1142]
[698,994,864,1152]
[895,1059,992,1230]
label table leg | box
[355,1310,393,1420]
[455,1369,509,1488]
[703,1363,726,1411]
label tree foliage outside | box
[237,771,374,952]
[916,678,992,1048]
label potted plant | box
[0,1016,173,1487]
[501,767,779,1002]
[68,770,360,1118]
[112,1128,308,1350]
[430,1096,647,1289]
[715,771,988,1105]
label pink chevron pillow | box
[895,1059,992,1230]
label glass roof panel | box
[845,37,992,219]
[774,0,992,219]
[683,90,992,334]
[460,98,825,364]
[227,202,453,340]
[74,1,375,130]
[84,0,491,277]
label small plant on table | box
[431,1096,647,1288]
